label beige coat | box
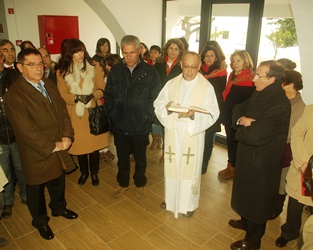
[286,105,313,206]
[57,62,109,155]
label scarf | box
[166,56,178,76]
[200,63,227,80]
[65,62,95,117]
[222,69,254,101]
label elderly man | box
[229,60,291,250]
[38,47,57,83]
[154,51,220,218]
[0,39,16,69]
[5,48,78,240]
[104,35,161,199]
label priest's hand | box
[166,101,174,115]
[178,110,195,120]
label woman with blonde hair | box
[218,50,255,179]
[57,38,108,186]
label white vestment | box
[154,73,220,218]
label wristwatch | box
[74,95,78,103]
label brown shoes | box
[137,187,146,199]
[218,163,235,179]
[112,186,129,198]
[159,153,164,163]
[100,150,115,162]
[150,136,158,150]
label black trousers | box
[241,216,266,248]
[201,128,216,174]
[281,196,304,240]
[224,122,237,167]
[114,133,148,188]
[77,151,99,175]
[26,172,66,229]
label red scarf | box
[200,63,227,80]
[147,59,154,66]
[166,56,178,76]
[222,69,254,101]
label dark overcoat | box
[231,81,291,223]
[5,75,75,185]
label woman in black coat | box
[199,45,227,174]
[153,38,185,163]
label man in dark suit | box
[228,60,291,250]
[5,48,78,240]
[38,47,57,84]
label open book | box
[168,103,211,115]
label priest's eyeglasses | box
[182,64,198,70]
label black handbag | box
[88,89,111,135]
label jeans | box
[0,142,27,205]
[151,124,163,136]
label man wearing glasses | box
[229,60,291,250]
[154,51,220,218]
[5,48,78,240]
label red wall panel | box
[38,15,79,54]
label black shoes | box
[230,239,260,250]
[52,209,78,219]
[229,219,247,231]
[38,225,54,240]
[182,211,194,217]
[91,174,99,186]
[78,174,89,185]
[275,237,289,247]
[160,201,166,209]
[2,205,13,219]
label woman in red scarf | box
[199,45,227,174]
[218,50,255,179]
[154,39,185,163]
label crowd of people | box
[0,35,312,249]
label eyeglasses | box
[182,64,199,70]
[22,62,44,68]
[254,74,270,80]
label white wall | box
[2,0,162,56]
[290,0,313,105]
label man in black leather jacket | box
[0,50,26,218]
[105,35,161,199]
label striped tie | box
[36,83,51,102]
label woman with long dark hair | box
[199,44,227,174]
[57,38,108,186]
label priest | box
[154,51,219,218]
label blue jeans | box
[151,124,163,136]
[0,142,27,205]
